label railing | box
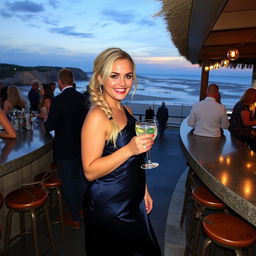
[133,113,188,127]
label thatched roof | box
[158,0,256,67]
[157,0,192,60]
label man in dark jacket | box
[45,68,87,229]
[157,102,169,138]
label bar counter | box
[0,121,53,177]
[180,118,256,227]
[0,120,53,251]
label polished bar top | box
[180,118,256,227]
[0,121,53,177]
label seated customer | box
[0,108,16,139]
[3,85,26,116]
[188,84,229,137]
[38,84,53,121]
[229,88,256,150]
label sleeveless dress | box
[84,107,161,256]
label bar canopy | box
[158,0,256,67]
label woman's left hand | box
[144,188,153,214]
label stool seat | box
[34,171,61,188]
[192,186,225,209]
[0,193,4,209]
[203,214,256,248]
[5,185,48,210]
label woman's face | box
[99,58,133,103]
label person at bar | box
[187,84,229,137]
[0,108,16,139]
[44,68,87,229]
[157,102,169,138]
[28,80,41,111]
[81,48,161,255]
[229,88,256,151]
[145,105,155,120]
[3,85,26,116]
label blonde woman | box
[3,85,26,115]
[81,48,161,255]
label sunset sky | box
[0,0,252,76]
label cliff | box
[0,64,89,85]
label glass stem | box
[146,150,152,164]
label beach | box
[17,72,252,123]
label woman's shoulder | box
[87,106,109,123]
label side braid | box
[89,74,119,147]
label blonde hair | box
[7,85,26,108]
[89,47,137,146]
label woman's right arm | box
[241,110,256,126]
[0,109,16,139]
[81,108,153,181]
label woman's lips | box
[114,88,126,94]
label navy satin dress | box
[84,107,161,256]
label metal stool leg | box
[235,250,243,256]
[3,210,15,256]
[200,238,213,256]
[44,204,57,256]
[56,187,64,237]
[30,208,40,256]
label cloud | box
[48,0,60,8]
[0,10,12,18]
[138,18,155,27]
[6,1,44,13]
[134,56,185,64]
[49,26,94,38]
[101,9,135,24]
[43,16,58,26]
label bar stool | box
[0,193,4,239]
[34,168,64,236]
[180,167,197,227]
[3,185,57,256]
[185,185,226,256]
[200,213,256,256]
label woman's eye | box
[110,74,118,79]
[126,74,133,79]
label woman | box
[229,88,256,151]
[3,85,26,115]
[81,48,161,255]
[0,108,16,138]
[38,84,53,120]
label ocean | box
[18,72,253,111]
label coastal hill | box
[0,64,88,85]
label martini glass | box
[135,120,159,169]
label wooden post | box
[200,61,209,101]
[251,64,256,89]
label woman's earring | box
[99,85,103,93]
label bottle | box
[12,109,19,131]
[25,106,32,130]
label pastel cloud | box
[101,9,135,24]
[49,26,94,38]
[6,1,44,13]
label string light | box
[220,58,230,67]
[227,48,239,61]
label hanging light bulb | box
[227,49,239,61]
[204,66,209,71]
[221,58,230,67]
[214,62,220,69]
[209,65,214,70]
